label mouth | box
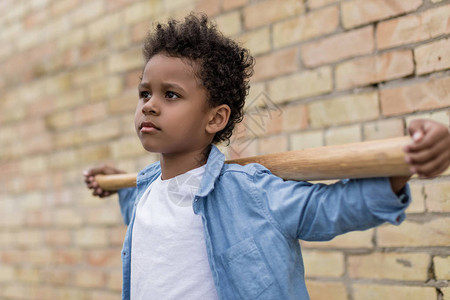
[140,121,161,132]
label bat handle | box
[95,173,138,191]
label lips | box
[140,121,161,131]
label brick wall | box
[0,0,448,299]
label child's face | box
[135,53,214,155]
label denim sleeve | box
[118,187,138,226]
[252,168,410,241]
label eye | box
[165,91,179,99]
[139,91,151,100]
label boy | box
[84,14,450,300]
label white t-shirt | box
[130,165,219,300]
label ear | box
[206,104,231,135]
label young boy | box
[84,14,450,300]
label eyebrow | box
[138,81,186,93]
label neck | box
[159,145,211,180]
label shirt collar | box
[135,144,225,197]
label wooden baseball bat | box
[95,136,412,191]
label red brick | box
[342,0,423,29]
[253,47,299,82]
[302,26,374,67]
[377,5,450,50]
[380,76,450,116]
[336,50,414,90]
[196,0,221,16]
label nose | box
[142,96,160,116]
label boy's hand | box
[404,119,450,178]
[83,165,126,198]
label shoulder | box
[220,162,273,179]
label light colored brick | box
[282,103,308,132]
[325,124,362,145]
[72,62,105,87]
[380,76,450,116]
[74,270,106,288]
[363,118,405,141]
[223,0,247,10]
[303,250,344,277]
[273,6,338,48]
[57,27,86,51]
[444,287,450,300]
[309,92,379,128]
[227,135,259,159]
[109,90,139,114]
[377,5,450,50]
[72,0,104,25]
[238,27,271,56]
[342,0,423,29]
[308,0,339,9]
[336,51,414,90]
[415,38,450,75]
[434,256,449,280]
[106,269,123,291]
[16,230,42,248]
[108,47,143,74]
[268,67,332,104]
[253,47,299,82]
[87,11,122,41]
[74,102,109,126]
[425,180,450,212]
[87,249,122,268]
[86,206,122,226]
[83,118,122,143]
[124,0,164,25]
[16,267,41,284]
[54,129,84,149]
[290,130,324,150]
[79,144,112,163]
[44,229,72,247]
[355,284,436,300]
[88,76,124,102]
[49,149,78,169]
[89,290,121,300]
[348,252,429,280]
[405,111,449,128]
[378,218,450,247]
[75,228,109,248]
[0,266,15,282]
[305,280,348,300]
[407,181,426,213]
[111,136,147,159]
[243,0,305,29]
[302,26,374,67]
[301,229,374,249]
[214,11,241,36]
[52,208,83,228]
[258,135,288,155]
[50,0,78,17]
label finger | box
[418,162,449,179]
[406,123,449,152]
[411,151,450,177]
[405,137,450,164]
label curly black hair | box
[142,13,255,145]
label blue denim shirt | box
[118,145,410,300]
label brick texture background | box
[0,0,449,299]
